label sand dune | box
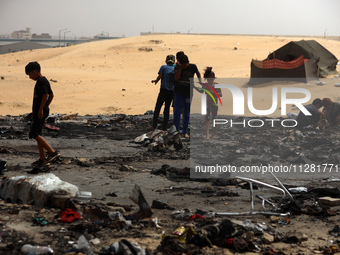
[0,34,339,116]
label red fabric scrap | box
[59,208,81,223]
[189,214,205,220]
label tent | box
[250,40,338,84]
[267,40,338,77]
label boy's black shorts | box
[29,117,46,139]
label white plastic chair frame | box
[214,172,294,216]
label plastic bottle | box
[21,244,54,254]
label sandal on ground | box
[46,151,61,163]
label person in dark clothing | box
[25,62,61,167]
[151,55,176,130]
[173,54,201,138]
[172,51,185,117]
[296,98,324,129]
[322,98,340,126]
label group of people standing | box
[151,52,220,139]
[151,52,340,137]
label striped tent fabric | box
[252,55,308,69]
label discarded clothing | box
[59,208,81,223]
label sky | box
[1,0,340,38]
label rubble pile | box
[0,114,339,254]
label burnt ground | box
[0,114,339,254]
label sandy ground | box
[1,34,340,117]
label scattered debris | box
[74,191,92,202]
[316,81,327,85]
[103,239,151,254]
[60,113,79,120]
[329,225,340,237]
[119,164,138,172]
[318,196,340,206]
[0,159,7,174]
[288,187,308,193]
[138,47,153,52]
[45,124,60,131]
[149,40,163,44]
[135,126,183,152]
[127,184,152,221]
[58,208,82,223]
[151,199,174,210]
[0,114,338,254]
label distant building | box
[0,39,52,54]
[32,33,52,39]
[93,35,123,40]
[11,28,32,39]
[140,32,181,36]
